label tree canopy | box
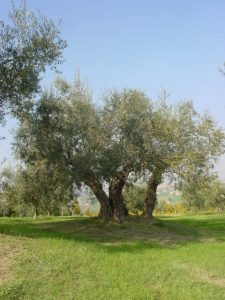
[0,1,66,122]
[13,77,225,221]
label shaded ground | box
[1,214,225,247]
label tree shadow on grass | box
[0,214,225,253]
[161,215,225,242]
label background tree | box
[123,184,145,215]
[182,175,225,213]
[71,198,81,215]
[208,181,225,213]
[0,161,73,218]
[0,166,16,216]
[182,174,211,211]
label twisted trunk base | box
[144,171,162,218]
[109,168,129,223]
[86,180,113,220]
[109,188,128,223]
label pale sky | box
[1,0,225,178]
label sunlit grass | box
[0,214,225,299]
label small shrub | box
[124,185,145,215]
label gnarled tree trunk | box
[109,168,129,223]
[144,170,162,218]
[86,179,113,220]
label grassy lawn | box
[0,214,225,300]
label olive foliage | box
[0,1,66,122]
[14,79,225,221]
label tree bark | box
[33,209,38,219]
[86,179,113,220]
[109,168,129,223]
[144,170,162,218]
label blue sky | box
[1,0,225,176]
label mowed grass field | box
[0,214,225,300]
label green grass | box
[0,214,225,299]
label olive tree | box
[0,1,66,122]
[142,96,225,218]
[1,161,73,218]
[101,89,153,221]
[182,175,225,213]
[15,79,154,222]
[15,78,114,219]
